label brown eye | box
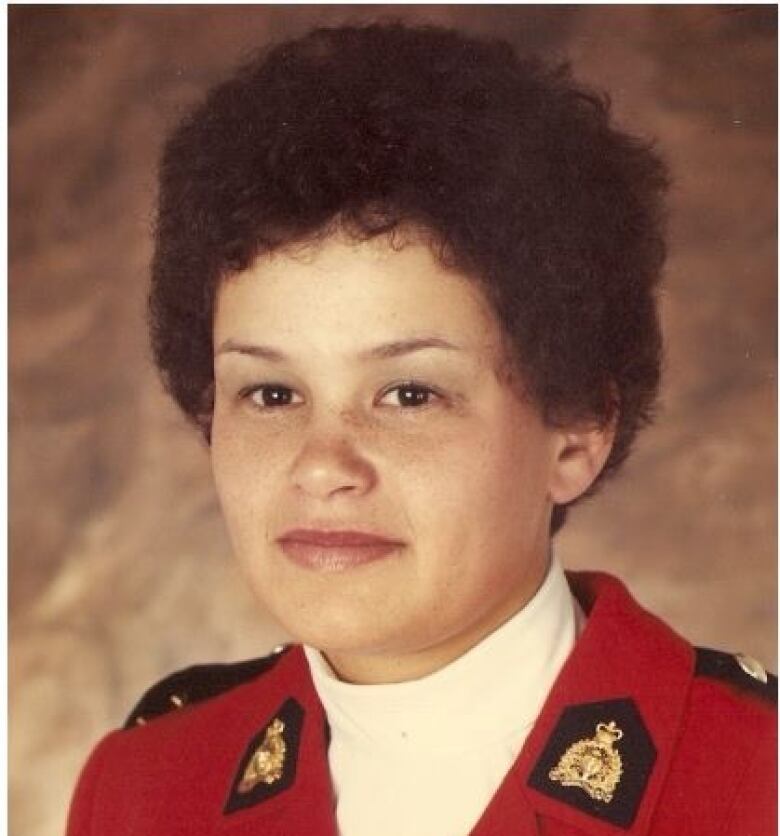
[381,383,438,408]
[246,385,300,408]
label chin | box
[282,606,414,656]
[262,591,400,654]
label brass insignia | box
[238,718,286,793]
[549,720,624,803]
[224,698,304,815]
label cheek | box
[210,414,286,533]
[400,418,550,519]
[399,420,554,582]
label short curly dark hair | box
[149,22,668,534]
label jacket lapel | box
[514,571,693,835]
[213,572,692,836]
[216,648,337,836]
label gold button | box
[735,652,768,684]
[170,694,185,708]
[272,644,288,655]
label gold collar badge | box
[238,717,287,793]
[549,720,624,803]
[224,697,304,816]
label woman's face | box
[211,233,589,683]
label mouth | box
[277,528,404,572]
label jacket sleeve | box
[723,719,777,836]
[65,732,120,836]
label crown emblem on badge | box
[238,718,287,792]
[549,720,624,803]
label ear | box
[548,420,616,505]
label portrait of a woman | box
[11,10,775,836]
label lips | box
[280,528,401,547]
[277,528,403,571]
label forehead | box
[213,234,506,359]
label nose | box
[290,417,378,500]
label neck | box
[323,549,550,684]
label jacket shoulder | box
[652,647,777,835]
[693,646,777,706]
[123,645,292,729]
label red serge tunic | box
[66,572,777,836]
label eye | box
[380,382,440,408]
[241,384,302,409]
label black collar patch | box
[224,697,304,815]
[527,698,656,829]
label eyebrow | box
[215,336,463,362]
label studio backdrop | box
[9,6,777,836]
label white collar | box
[304,556,577,752]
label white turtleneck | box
[303,557,579,836]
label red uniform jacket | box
[67,572,777,835]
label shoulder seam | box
[694,647,777,706]
[123,647,292,729]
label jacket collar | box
[219,571,693,836]
[216,646,337,836]
[506,570,694,836]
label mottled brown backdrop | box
[9,6,777,836]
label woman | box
[67,22,775,836]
